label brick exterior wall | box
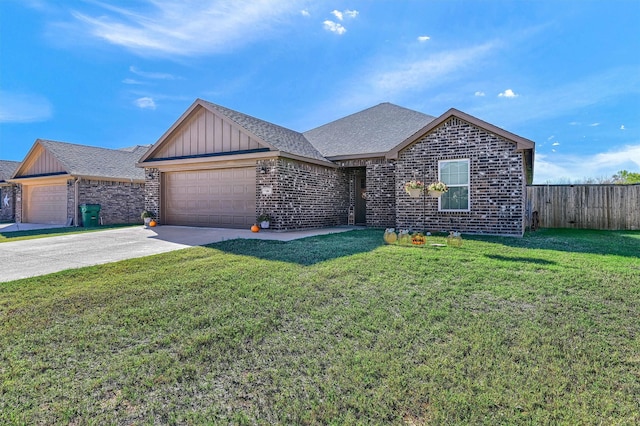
[13,179,144,225]
[256,158,349,230]
[14,185,23,223]
[77,179,145,225]
[67,180,75,223]
[144,168,161,222]
[396,117,526,236]
[0,184,16,222]
[334,158,396,229]
[366,162,396,228]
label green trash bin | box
[79,204,101,227]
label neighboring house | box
[0,160,20,222]
[10,140,148,226]
[138,99,534,236]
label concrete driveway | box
[0,225,357,282]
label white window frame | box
[438,159,470,212]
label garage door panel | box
[25,184,67,224]
[163,167,256,228]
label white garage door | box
[25,184,68,224]
[163,168,256,228]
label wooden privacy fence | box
[526,184,640,230]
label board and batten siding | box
[527,184,640,230]
[154,107,263,159]
[20,146,66,176]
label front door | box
[355,174,366,225]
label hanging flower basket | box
[404,180,425,198]
[427,182,448,197]
[407,188,422,198]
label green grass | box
[0,223,139,243]
[1,229,638,424]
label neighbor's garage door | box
[24,184,67,224]
[163,168,256,228]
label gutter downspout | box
[74,177,80,227]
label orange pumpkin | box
[149,220,157,227]
[411,233,426,245]
[251,224,260,233]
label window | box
[439,159,470,211]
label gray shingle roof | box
[303,102,436,158]
[36,140,149,181]
[0,160,20,182]
[200,100,328,162]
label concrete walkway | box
[0,225,361,282]
[0,223,67,232]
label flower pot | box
[383,229,397,244]
[447,232,463,247]
[143,217,152,228]
[407,188,422,198]
[428,190,443,198]
[260,221,270,229]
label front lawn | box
[1,229,638,424]
[0,224,138,243]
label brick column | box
[144,168,161,222]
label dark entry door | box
[355,174,366,225]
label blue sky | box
[1,0,638,183]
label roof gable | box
[386,108,535,160]
[303,103,436,158]
[139,99,328,164]
[13,139,147,181]
[13,141,67,178]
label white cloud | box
[475,91,485,97]
[67,0,303,57]
[300,9,310,17]
[547,135,555,141]
[534,145,640,183]
[621,125,626,130]
[417,36,431,42]
[323,20,346,35]
[129,66,178,80]
[368,42,497,95]
[552,142,560,146]
[589,122,600,127]
[471,67,640,128]
[122,78,145,85]
[343,9,359,19]
[331,9,358,20]
[134,97,156,109]
[0,91,53,123]
[498,89,518,98]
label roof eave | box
[9,173,144,184]
[8,173,73,184]
[278,152,338,168]
[325,152,388,161]
[74,174,146,184]
[138,149,336,169]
